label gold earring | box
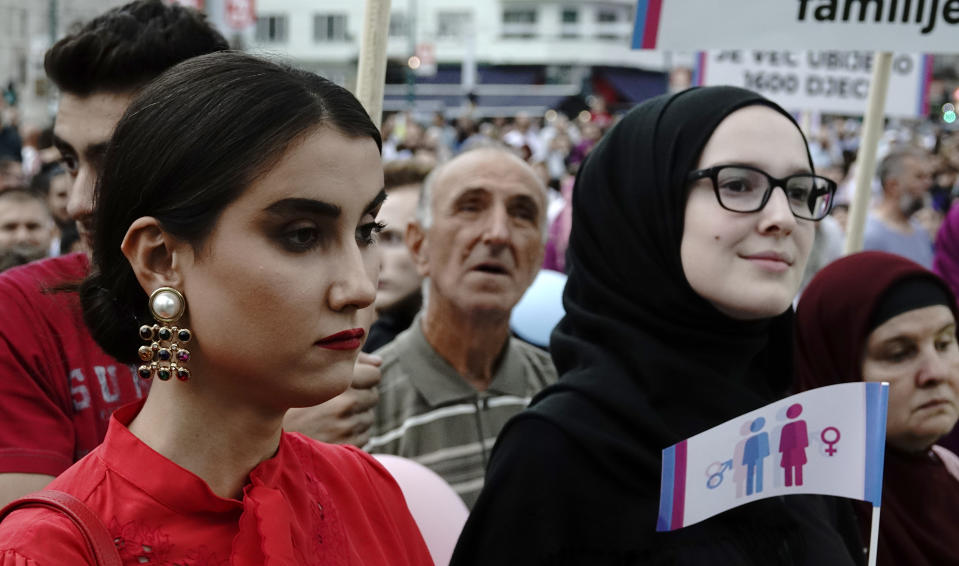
[136,287,192,381]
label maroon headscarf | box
[796,251,958,391]
[795,251,959,566]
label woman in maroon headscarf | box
[795,251,959,566]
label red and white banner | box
[226,0,256,30]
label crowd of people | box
[0,1,957,565]
[0,118,77,270]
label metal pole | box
[406,0,417,110]
[49,0,58,45]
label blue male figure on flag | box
[742,417,770,496]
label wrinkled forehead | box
[867,304,956,345]
[434,151,546,207]
[901,155,929,174]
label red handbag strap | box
[0,490,122,566]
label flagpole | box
[843,51,892,254]
[355,0,392,129]
[867,505,881,566]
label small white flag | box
[657,382,888,531]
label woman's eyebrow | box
[364,189,387,215]
[263,198,341,218]
[876,323,955,345]
[708,161,812,176]
[937,323,957,335]
[877,336,913,346]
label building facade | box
[0,0,129,126]
[249,0,681,118]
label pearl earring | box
[137,287,192,381]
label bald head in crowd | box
[410,147,548,321]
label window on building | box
[314,14,348,42]
[503,8,537,23]
[437,11,472,40]
[389,12,407,37]
[595,5,630,39]
[15,54,25,84]
[560,7,579,38]
[502,7,537,38]
[255,15,288,43]
[597,9,619,23]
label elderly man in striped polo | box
[365,147,557,508]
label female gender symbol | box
[821,426,841,456]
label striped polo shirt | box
[364,316,557,508]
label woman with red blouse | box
[0,52,432,565]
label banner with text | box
[657,382,888,531]
[695,50,932,117]
[634,0,959,51]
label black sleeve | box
[451,416,595,565]
[450,417,679,566]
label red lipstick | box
[316,328,365,350]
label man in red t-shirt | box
[0,0,381,507]
[0,2,230,508]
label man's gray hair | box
[414,166,439,230]
[877,146,927,189]
[413,146,550,242]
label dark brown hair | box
[44,0,228,96]
[80,52,382,363]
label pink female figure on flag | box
[779,403,809,486]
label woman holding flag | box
[796,251,959,566]
[452,86,862,565]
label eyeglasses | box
[686,165,837,221]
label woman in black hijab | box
[450,87,862,565]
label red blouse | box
[0,402,433,565]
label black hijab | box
[540,86,799,479]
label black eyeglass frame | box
[686,164,838,221]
